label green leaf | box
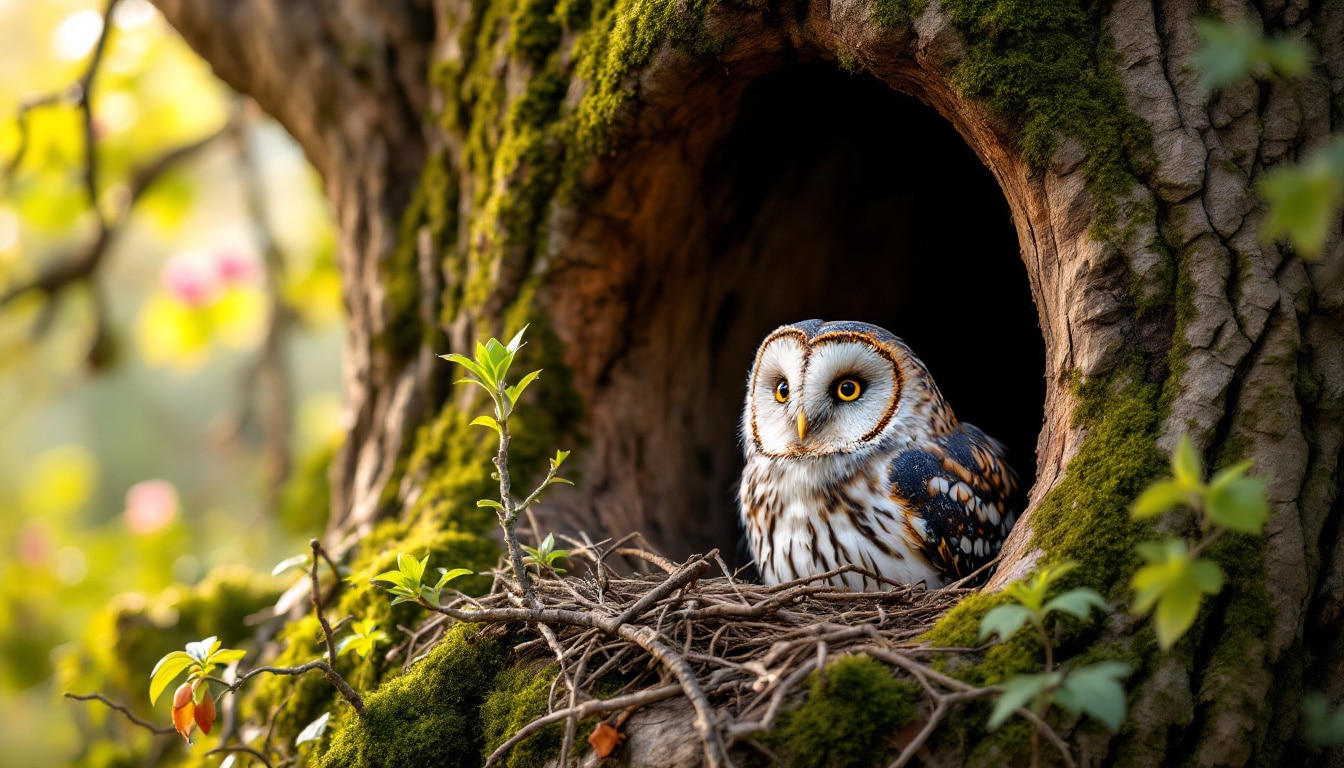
[550,477,575,487]
[1172,434,1203,490]
[553,449,570,468]
[1192,21,1261,93]
[272,554,311,576]
[505,325,529,354]
[1131,480,1190,519]
[295,712,330,746]
[979,604,1035,643]
[434,568,473,589]
[149,652,195,705]
[1043,588,1108,620]
[441,353,490,386]
[505,370,542,406]
[1054,662,1131,732]
[477,499,504,510]
[209,649,246,666]
[1189,557,1224,593]
[1260,157,1343,259]
[1130,539,1223,650]
[1205,474,1268,534]
[1303,692,1344,747]
[470,415,502,435]
[371,570,413,590]
[989,674,1054,730]
[185,637,221,663]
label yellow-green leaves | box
[336,618,390,660]
[1191,22,1342,260]
[979,561,1106,644]
[978,561,1128,733]
[1131,540,1223,649]
[1129,434,1269,649]
[1192,21,1311,94]
[442,325,537,416]
[372,552,472,608]
[1260,136,1344,260]
[522,532,569,576]
[149,635,245,705]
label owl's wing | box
[887,424,1018,583]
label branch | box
[308,539,364,715]
[64,692,176,736]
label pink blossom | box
[161,253,220,307]
[124,480,179,535]
[215,250,260,286]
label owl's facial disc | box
[748,329,902,457]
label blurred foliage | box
[0,1,344,765]
[1193,21,1343,260]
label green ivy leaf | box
[1131,480,1190,519]
[989,673,1055,730]
[1054,662,1131,732]
[979,604,1035,643]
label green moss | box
[766,655,921,768]
[509,0,562,62]
[871,0,927,29]
[481,663,562,767]
[940,0,1153,242]
[573,0,715,148]
[1030,366,1165,594]
[320,624,506,768]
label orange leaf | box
[171,683,197,743]
[587,721,624,758]
[194,686,216,735]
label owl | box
[738,320,1018,591]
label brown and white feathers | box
[739,319,1018,590]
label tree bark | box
[151,0,1344,763]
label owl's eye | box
[835,378,862,402]
[774,380,790,403]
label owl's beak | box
[796,410,808,441]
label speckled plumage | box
[739,320,1017,590]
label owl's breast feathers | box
[887,424,1018,582]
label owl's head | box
[743,320,952,458]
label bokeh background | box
[1,0,344,763]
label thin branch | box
[307,539,364,715]
[485,685,682,766]
[64,692,175,736]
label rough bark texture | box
[150,0,1344,764]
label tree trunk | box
[151,0,1344,763]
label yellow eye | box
[774,380,790,403]
[835,378,862,402]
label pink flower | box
[161,254,220,307]
[125,480,179,535]
[215,250,259,286]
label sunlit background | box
[0,0,344,763]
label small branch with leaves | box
[441,326,572,604]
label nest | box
[384,534,1053,768]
